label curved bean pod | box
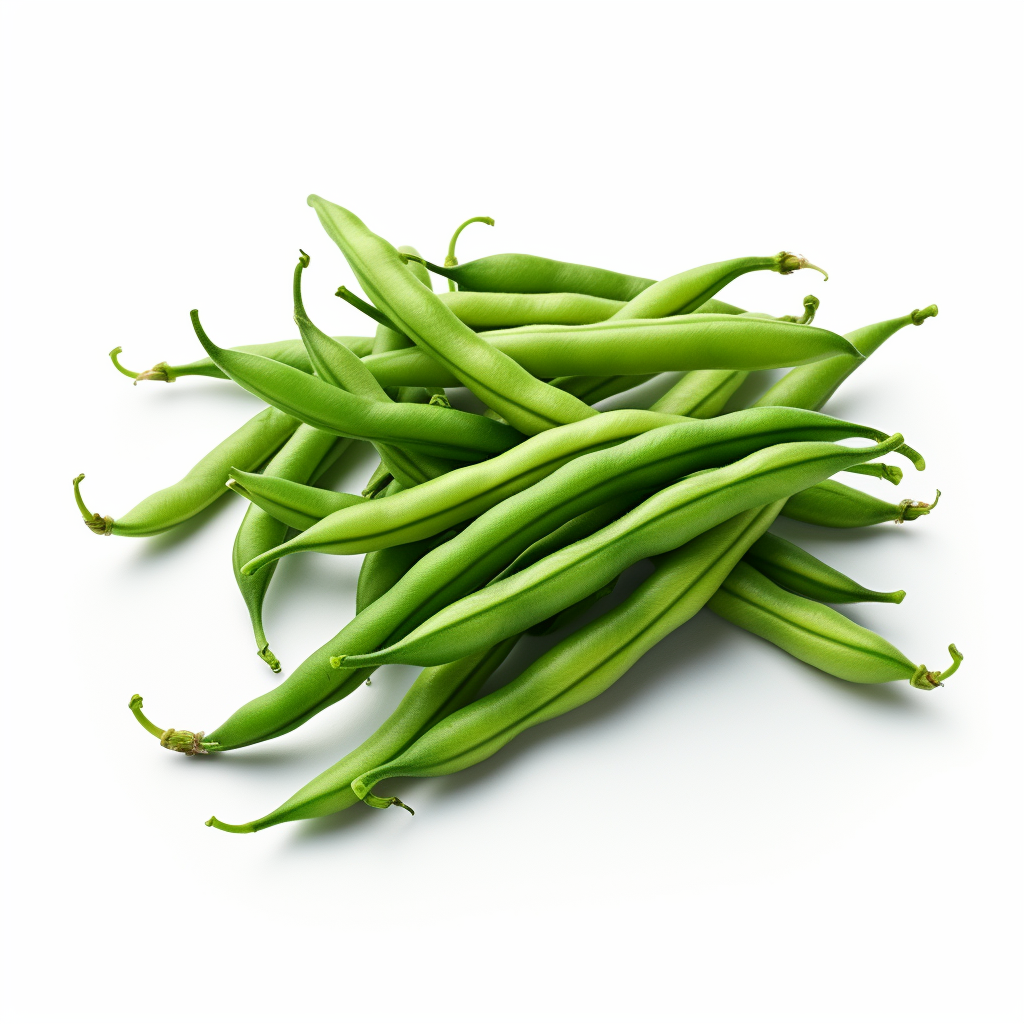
[108,336,373,384]
[293,252,456,486]
[349,504,783,810]
[610,253,826,321]
[309,196,597,433]
[742,532,906,604]
[843,462,903,485]
[227,469,366,531]
[232,426,353,671]
[204,637,519,831]
[335,433,907,669]
[782,481,939,527]
[708,562,960,687]
[73,405,298,537]
[240,409,685,567]
[190,310,525,461]
[404,251,654,300]
[753,305,938,410]
[355,528,461,614]
[369,242,433,351]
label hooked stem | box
[896,489,940,524]
[798,294,820,325]
[365,791,415,814]
[206,817,256,833]
[911,304,939,325]
[292,249,311,320]
[109,347,175,384]
[335,286,404,336]
[910,643,963,690]
[776,252,829,280]
[73,474,113,535]
[445,215,495,291]
[129,693,212,754]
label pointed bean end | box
[206,816,256,833]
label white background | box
[1,3,1020,1022]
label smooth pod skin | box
[309,196,598,434]
[438,290,625,328]
[293,253,456,487]
[240,409,687,567]
[74,405,298,537]
[742,532,906,604]
[406,251,655,300]
[753,306,938,410]
[108,336,373,383]
[609,253,826,321]
[360,315,861,388]
[782,480,939,527]
[335,433,907,669]
[227,469,366,532]
[349,505,784,808]
[708,562,960,687]
[190,311,525,461]
[206,638,520,831]
[355,529,460,614]
[232,427,353,671]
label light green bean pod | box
[227,470,366,531]
[74,405,298,537]
[708,562,960,687]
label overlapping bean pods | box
[74,199,958,833]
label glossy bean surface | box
[782,480,938,527]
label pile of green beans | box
[78,199,959,831]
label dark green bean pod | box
[309,196,598,434]
[334,432,907,669]
[189,310,525,461]
[742,532,906,604]
[403,251,655,300]
[782,481,939,527]
[240,409,686,566]
[753,305,938,410]
[609,253,826,321]
[293,252,457,487]
[348,504,784,810]
[108,336,373,384]
[203,637,520,831]
[708,562,960,687]
[232,426,353,671]
[226,469,365,530]
[73,405,298,537]
[360,314,860,388]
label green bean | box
[73,405,298,537]
[189,309,525,461]
[108,336,373,384]
[226,469,366,531]
[742,532,906,604]
[610,253,827,321]
[360,314,860,389]
[335,432,907,669]
[293,252,457,486]
[203,637,519,831]
[404,251,654,300]
[309,196,597,434]
[348,504,784,810]
[240,409,685,567]
[356,528,461,614]
[753,306,938,410]
[782,481,939,527]
[708,562,960,687]
[651,297,821,417]
[439,290,625,328]
[232,426,353,671]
